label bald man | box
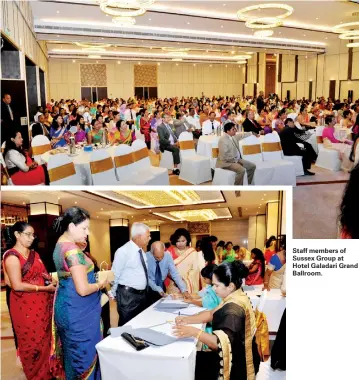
[146,241,189,304]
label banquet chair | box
[271,119,277,130]
[0,153,14,185]
[178,132,212,184]
[212,168,248,185]
[260,133,296,185]
[89,149,119,185]
[315,126,341,171]
[271,131,304,176]
[1,141,5,153]
[31,135,51,165]
[113,145,155,185]
[47,154,82,186]
[131,140,169,185]
[159,150,175,170]
[254,290,270,360]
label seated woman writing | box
[245,248,265,286]
[4,130,48,185]
[87,120,105,144]
[109,120,136,146]
[173,261,260,380]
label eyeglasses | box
[21,232,36,239]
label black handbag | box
[121,333,149,351]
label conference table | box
[96,300,204,380]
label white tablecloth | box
[96,301,203,380]
[244,286,286,333]
[41,146,115,185]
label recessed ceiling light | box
[157,62,160,65]
[97,216,99,218]
[303,34,306,37]
[231,51,235,54]
[223,3,226,6]
[221,25,223,28]
[72,59,76,63]
[57,35,60,37]
[193,63,196,66]
[117,61,121,64]
[187,22,190,25]
[56,10,60,13]
[138,62,141,64]
[176,63,178,65]
[75,201,77,204]
[225,64,227,67]
[101,208,103,211]
[316,17,319,20]
[149,18,151,20]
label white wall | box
[248,215,266,252]
[88,218,111,267]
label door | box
[39,69,46,108]
[149,87,158,98]
[135,87,143,99]
[97,87,108,100]
[25,57,38,123]
[1,79,29,147]
[81,87,91,101]
[329,80,336,100]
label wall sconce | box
[29,202,60,216]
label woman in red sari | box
[246,248,265,286]
[140,109,151,149]
[3,222,57,380]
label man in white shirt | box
[34,106,44,123]
[110,223,152,326]
[185,107,201,130]
[124,102,137,129]
[202,111,220,135]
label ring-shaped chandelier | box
[332,21,359,34]
[237,3,293,21]
[99,0,155,17]
[75,42,111,49]
[245,17,283,29]
[162,47,191,52]
[339,31,359,40]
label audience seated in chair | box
[216,122,256,185]
[279,118,317,176]
[242,111,262,135]
[157,114,181,175]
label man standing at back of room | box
[109,223,152,326]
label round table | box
[42,145,115,185]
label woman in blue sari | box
[52,207,107,379]
[50,115,68,148]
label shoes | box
[172,169,180,175]
[304,170,315,176]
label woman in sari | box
[263,237,286,290]
[68,119,87,144]
[140,109,151,149]
[50,115,68,148]
[109,120,136,146]
[88,120,105,144]
[150,110,162,153]
[3,222,56,380]
[246,248,265,286]
[166,228,205,294]
[4,130,47,185]
[173,261,260,380]
[223,242,235,263]
[53,207,107,379]
[264,235,277,264]
[215,240,225,263]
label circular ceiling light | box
[254,29,274,37]
[245,17,282,29]
[112,16,136,25]
[346,42,359,48]
[75,42,111,49]
[237,3,294,21]
[332,21,359,34]
[339,31,359,40]
[99,0,154,17]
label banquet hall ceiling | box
[1,190,280,224]
[31,0,359,62]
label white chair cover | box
[261,133,283,161]
[47,154,82,186]
[256,359,286,380]
[89,149,118,185]
[178,132,212,184]
[135,128,145,141]
[271,119,277,130]
[239,135,263,163]
[212,168,248,185]
[131,140,169,185]
[287,113,297,121]
[31,135,51,165]
[159,150,175,170]
[113,145,155,185]
[315,126,342,171]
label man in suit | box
[279,118,316,175]
[216,122,256,185]
[157,114,181,175]
[1,93,15,144]
[30,114,49,139]
[242,111,262,135]
[173,112,195,138]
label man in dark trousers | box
[1,93,15,144]
[279,118,317,176]
[256,91,265,113]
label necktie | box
[155,261,162,287]
[8,105,13,121]
[138,249,148,288]
[231,136,242,159]
[211,121,214,131]
[166,124,177,142]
